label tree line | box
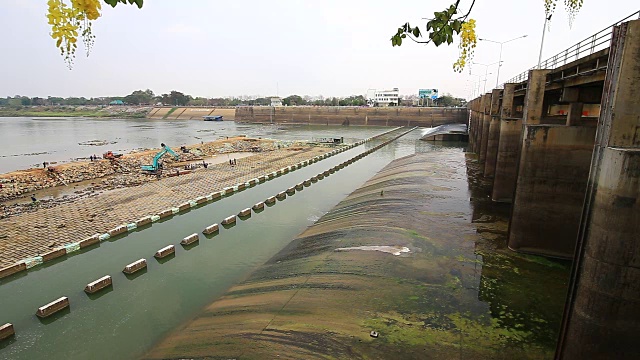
[1,90,465,107]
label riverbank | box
[0,139,337,268]
[145,149,570,359]
[0,105,150,118]
[0,136,300,205]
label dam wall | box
[234,106,469,127]
[468,18,640,359]
[147,107,236,120]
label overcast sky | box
[1,0,638,100]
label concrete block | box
[123,259,146,274]
[126,223,137,231]
[150,215,161,222]
[181,233,199,246]
[224,187,234,195]
[258,175,266,182]
[79,234,100,248]
[178,202,191,212]
[84,275,113,294]
[265,196,276,204]
[0,323,15,341]
[64,242,80,254]
[42,248,66,262]
[0,262,27,280]
[209,192,222,200]
[203,223,219,235]
[295,183,304,191]
[171,207,180,214]
[238,208,252,217]
[276,192,287,200]
[36,296,69,318]
[286,187,296,195]
[317,174,324,180]
[154,245,175,259]
[195,196,208,205]
[108,225,127,237]
[304,180,312,186]
[323,170,330,176]
[237,183,246,191]
[158,209,173,218]
[136,216,152,228]
[221,215,236,225]
[249,179,258,186]
[329,168,335,173]
[310,176,318,182]
[252,202,265,211]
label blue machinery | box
[141,143,179,174]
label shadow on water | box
[38,307,71,325]
[238,214,251,221]
[86,285,114,301]
[202,231,220,239]
[124,267,148,281]
[155,253,176,264]
[181,242,200,251]
[221,222,236,230]
[0,336,16,351]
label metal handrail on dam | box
[504,9,640,85]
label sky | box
[0,0,638,100]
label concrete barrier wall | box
[147,107,236,120]
[235,106,468,126]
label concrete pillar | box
[566,102,584,126]
[479,94,491,164]
[508,125,596,258]
[557,20,640,360]
[492,84,520,202]
[484,89,502,178]
[522,69,550,125]
[468,99,477,152]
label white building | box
[366,88,399,107]
[270,97,283,107]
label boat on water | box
[203,115,223,121]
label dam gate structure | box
[467,14,640,359]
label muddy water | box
[0,129,424,359]
[0,117,386,173]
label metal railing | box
[502,10,639,86]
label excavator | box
[141,143,179,175]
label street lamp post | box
[538,14,552,69]
[478,35,528,87]
[472,61,500,93]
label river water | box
[0,117,386,174]
[0,126,428,359]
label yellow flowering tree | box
[47,0,142,68]
[390,0,584,72]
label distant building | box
[109,100,124,106]
[366,88,399,107]
[270,97,283,107]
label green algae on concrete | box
[145,149,570,360]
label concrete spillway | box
[419,124,468,141]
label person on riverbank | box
[42,161,46,168]
[31,194,36,203]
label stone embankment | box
[0,142,336,269]
[0,137,298,204]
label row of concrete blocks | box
[0,128,405,341]
[0,133,387,281]
[1,231,205,332]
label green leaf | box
[412,27,420,37]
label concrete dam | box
[467,16,639,359]
[146,106,469,128]
[234,106,468,127]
